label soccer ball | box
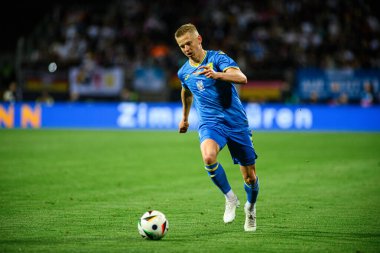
[138,210,169,240]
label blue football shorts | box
[198,125,258,166]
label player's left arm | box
[197,66,247,84]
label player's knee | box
[203,155,217,165]
[244,175,256,185]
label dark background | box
[0,1,99,53]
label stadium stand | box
[1,0,379,104]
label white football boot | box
[223,196,240,223]
[244,202,256,232]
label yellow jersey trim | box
[189,50,208,67]
[222,66,240,72]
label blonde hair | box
[174,23,199,38]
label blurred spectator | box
[305,90,320,104]
[329,82,342,105]
[36,90,55,105]
[0,60,15,90]
[281,82,299,105]
[338,92,349,105]
[360,82,375,107]
[70,91,80,102]
[120,87,138,102]
[3,81,18,102]
[76,52,99,84]
[69,51,99,102]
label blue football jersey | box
[177,50,249,131]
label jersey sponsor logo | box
[196,80,205,91]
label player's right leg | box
[200,134,239,223]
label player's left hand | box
[197,65,219,79]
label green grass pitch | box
[0,130,379,252]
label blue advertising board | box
[1,102,379,131]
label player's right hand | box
[179,119,189,133]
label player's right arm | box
[179,87,193,133]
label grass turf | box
[0,130,379,252]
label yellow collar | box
[189,50,207,67]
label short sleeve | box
[216,51,239,72]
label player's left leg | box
[240,165,259,206]
[227,129,259,231]
[240,164,259,232]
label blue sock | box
[205,162,231,194]
[244,176,259,204]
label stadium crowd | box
[1,0,379,104]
